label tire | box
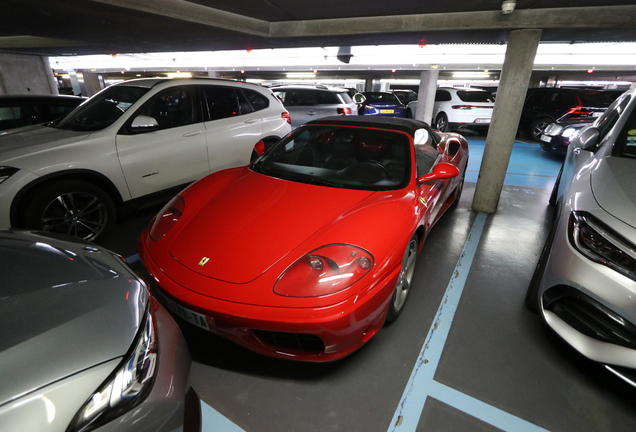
[530,118,551,142]
[435,113,449,132]
[450,174,465,208]
[525,220,557,312]
[386,233,419,322]
[24,180,116,243]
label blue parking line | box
[125,253,140,263]
[387,212,487,432]
[428,381,549,432]
[201,401,246,432]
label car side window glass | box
[316,91,340,104]
[597,94,631,143]
[413,129,437,177]
[202,86,240,120]
[287,90,318,106]
[435,90,451,102]
[236,90,254,115]
[242,89,269,112]
[138,87,199,130]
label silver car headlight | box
[0,166,19,184]
[569,211,636,281]
[67,303,158,432]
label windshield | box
[55,86,150,131]
[254,126,411,191]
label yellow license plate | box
[380,109,394,114]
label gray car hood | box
[591,156,636,229]
[0,231,146,406]
[0,125,91,163]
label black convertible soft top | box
[304,115,440,142]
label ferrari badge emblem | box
[198,257,210,266]
[419,197,428,208]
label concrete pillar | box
[415,70,439,126]
[472,29,542,214]
[81,71,103,96]
[0,53,58,95]
[364,78,373,92]
[68,71,83,96]
[208,71,221,78]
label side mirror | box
[418,163,459,183]
[353,93,366,104]
[576,127,600,150]
[131,115,159,129]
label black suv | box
[0,94,85,131]
[520,88,614,141]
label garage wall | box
[0,53,58,95]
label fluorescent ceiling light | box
[452,72,491,78]
[286,72,316,78]
[166,72,192,77]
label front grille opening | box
[252,330,325,353]
[544,286,636,350]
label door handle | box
[307,111,317,115]
[244,118,260,124]
[182,131,202,137]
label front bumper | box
[538,213,636,375]
[138,236,399,362]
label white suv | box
[0,78,291,241]
[432,87,495,133]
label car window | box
[274,89,318,106]
[578,91,614,106]
[138,86,199,129]
[595,93,632,143]
[435,90,452,102]
[202,86,240,120]
[337,92,353,104]
[362,93,400,104]
[456,91,495,103]
[255,125,411,191]
[316,91,341,104]
[56,86,149,131]
[610,96,636,158]
[242,89,269,112]
[413,129,437,176]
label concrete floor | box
[104,137,636,432]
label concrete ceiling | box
[2,0,636,56]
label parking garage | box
[1,2,636,432]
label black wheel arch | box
[11,169,124,228]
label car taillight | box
[566,97,592,115]
[337,107,351,115]
[274,244,374,297]
[149,196,185,241]
[282,111,291,124]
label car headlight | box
[560,127,578,139]
[274,244,374,297]
[569,211,636,281]
[67,304,158,432]
[0,166,19,184]
[149,195,185,241]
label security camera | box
[501,0,516,14]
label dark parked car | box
[520,88,614,141]
[0,94,85,131]
[390,89,418,105]
[356,92,406,118]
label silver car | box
[526,88,636,386]
[270,85,357,128]
[0,230,199,431]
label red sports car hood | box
[169,173,374,284]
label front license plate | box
[380,109,394,114]
[157,292,215,332]
[540,134,552,143]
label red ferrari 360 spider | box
[138,116,468,362]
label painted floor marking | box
[126,253,140,263]
[387,213,548,432]
[201,401,247,432]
